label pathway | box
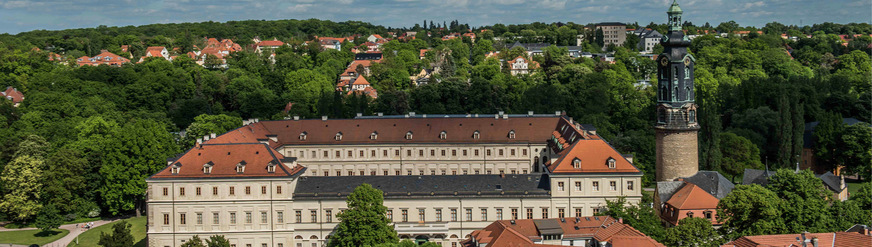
[0,218,122,247]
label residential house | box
[367,34,385,43]
[419,49,430,60]
[318,37,347,50]
[255,39,285,54]
[2,86,23,107]
[655,171,733,226]
[139,46,170,62]
[340,59,378,80]
[465,216,665,247]
[633,28,662,53]
[410,69,433,86]
[721,231,871,247]
[507,56,539,76]
[77,50,131,67]
[507,42,585,58]
[595,22,627,49]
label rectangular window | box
[627,181,634,191]
[510,149,515,156]
[360,150,365,157]
[163,187,168,196]
[262,186,267,194]
[465,209,472,221]
[213,212,219,224]
[451,209,458,222]
[310,210,317,223]
[383,150,388,157]
[511,208,518,220]
[475,150,479,156]
[180,213,187,224]
[229,186,235,195]
[431,150,435,156]
[526,208,533,219]
[558,182,564,191]
[245,212,252,224]
[481,209,487,222]
[542,208,548,218]
[523,149,527,156]
[324,151,328,157]
[419,150,424,156]
[277,186,282,194]
[436,209,442,222]
[348,150,352,157]
[593,207,601,214]
[610,181,617,191]
[593,182,600,191]
[212,187,218,195]
[558,208,565,218]
[575,182,582,191]
[230,212,237,224]
[496,208,503,220]
[575,208,582,217]
[245,186,251,195]
[196,187,201,196]
[407,150,411,156]
[180,187,185,196]
[395,150,400,156]
[387,209,393,221]
[402,209,408,222]
[277,211,284,223]
[163,214,169,225]
[498,149,504,156]
[419,209,425,222]
[196,213,203,224]
[372,150,376,157]
[296,210,302,222]
[261,211,267,223]
[335,150,340,157]
[326,210,332,223]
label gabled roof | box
[721,232,871,247]
[2,86,24,104]
[468,217,664,247]
[742,168,774,186]
[149,143,304,180]
[547,139,642,175]
[656,181,684,205]
[257,40,285,47]
[665,182,720,209]
[351,76,370,85]
[145,46,166,57]
[681,171,734,199]
[816,172,845,193]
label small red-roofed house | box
[255,39,285,54]
[367,34,385,43]
[507,56,539,76]
[2,86,24,107]
[77,50,131,67]
[660,182,720,225]
[139,46,170,62]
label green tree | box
[34,203,63,232]
[183,114,243,146]
[813,111,844,173]
[0,155,44,221]
[329,183,398,247]
[598,197,665,241]
[98,220,134,247]
[719,132,763,181]
[717,184,784,240]
[181,236,207,247]
[766,169,832,233]
[838,124,872,179]
[662,217,722,247]
[206,235,231,247]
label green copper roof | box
[668,0,682,13]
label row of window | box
[294,147,531,160]
[310,168,529,176]
[163,206,603,226]
[162,185,282,197]
[303,130,519,141]
[554,180,635,192]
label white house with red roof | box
[77,50,131,67]
[2,86,24,107]
[255,39,285,54]
[367,34,385,43]
[507,56,539,76]
[139,46,170,62]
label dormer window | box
[607,158,616,169]
[508,130,516,139]
[203,162,214,174]
[267,162,276,173]
[370,132,378,140]
[405,131,413,140]
[473,131,480,139]
[171,163,181,174]
[299,132,307,141]
[439,131,447,140]
[236,161,247,173]
[335,132,343,141]
[573,158,581,169]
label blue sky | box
[0,0,868,34]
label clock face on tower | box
[660,56,669,66]
[684,57,691,66]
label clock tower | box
[655,0,700,182]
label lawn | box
[0,229,70,245]
[3,216,102,229]
[67,216,146,247]
[847,181,866,197]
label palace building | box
[146,112,644,247]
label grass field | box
[847,181,866,197]
[67,216,146,247]
[0,229,70,245]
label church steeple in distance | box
[654,0,700,182]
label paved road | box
[0,218,121,247]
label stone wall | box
[655,129,698,182]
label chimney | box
[321,116,328,121]
[811,237,818,247]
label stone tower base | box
[655,129,699,182]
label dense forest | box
[0,18,869,227]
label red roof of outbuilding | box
[149,143,304,179]
[666,182,720,209]
[2,86,24,104]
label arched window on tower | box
[660,86,668,101]
[672,86,678,101]
[658,108,667,124]
[686,87,692,101]
[689,110,696,123]
[685,67,690,79]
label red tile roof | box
[77,50,130,67]
[145,46,166,58]
[721,232,872,247]
[257,40,285,47]
[351,76,370,85]
[547,139,641,174]
[2,86,24,104]
[149,143,304,179]
[666,182,720,209]
[468,217,664,247]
